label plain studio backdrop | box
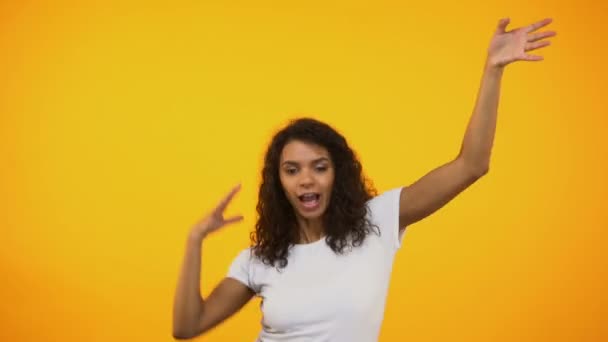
[1,0,606,341]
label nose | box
[298,169,315,188]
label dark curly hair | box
[250,117,379,269]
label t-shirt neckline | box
[291,235,327,248]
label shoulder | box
[230,247,259,266]
[366,187,404,217]
[227,247,262,292]
[229,246,275,273]
[365,186,406,251]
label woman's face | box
[279,140,335,220]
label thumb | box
[224,215,244,225]
[495,18,510,34]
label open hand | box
[487,17,557,68]
[190,184,244,240]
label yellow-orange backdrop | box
[1,0,606,341]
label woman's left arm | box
[398,17,556,229]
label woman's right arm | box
[172,184,254,339]
[172,233,254,339]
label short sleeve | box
[366,186,407,251]
[227,248,256,292]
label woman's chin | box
[295,205,326,220]
[299,212,323,220]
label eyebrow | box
[281,157,330,167]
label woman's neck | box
[295,216,325,243]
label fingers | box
[522,54,544,62]
[525,40,551,52]
[528,30,557,43]
[224,215,245,225]
[200,214,243,236]
[525,18,553,33]
[215,183,242,213]
[522,19,555,59]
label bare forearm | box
[459,57,504,173]
[172,234,206,338]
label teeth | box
[300,193,318,201]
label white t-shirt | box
[227,187,406,342]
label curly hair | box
[250,117,379,269]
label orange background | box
[1,1,606,341]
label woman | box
[172,17,556,341]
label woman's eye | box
[286,168,297,175]
[316,166,328,172]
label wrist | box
[485,56,506,74]
[188,230,207,245]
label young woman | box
[172,17,556,341]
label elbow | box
[457,154,489,179]
[470,167,489,180]
[459,157,489,179]
[172,331,198,340]
[172,331,192,340]
[172,327,202,340]
[466,162,489,179]
[473,165,489,178]
[173,308,204,340]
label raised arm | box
[398,18,556,229]
[172,184,254,339]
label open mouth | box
[298,193,320,209]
